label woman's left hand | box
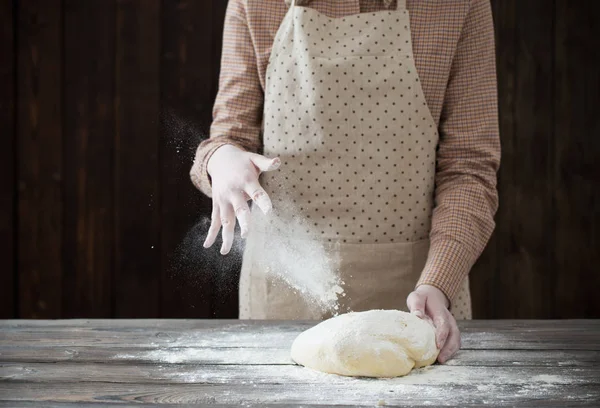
[406,284,461,364]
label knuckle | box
[235,205,249,216]
[408,291,420,301]
[251,188,266,200]
[220,215,234,226]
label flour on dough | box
[290,309,439,377]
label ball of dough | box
[290,309,439,377]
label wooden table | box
[0,320,599,407]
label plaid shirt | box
[191,0,500,304]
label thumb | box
[249,154,281,173]
[407,291,426,319]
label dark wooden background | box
[1,0,599,320]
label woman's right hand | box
[204,144,281,255]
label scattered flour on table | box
[251,199,345,314]
[116,348,212,364]
[113,339,588,405]
[123,362,582,405]
[530,374,573,384]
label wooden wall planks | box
[2,0,599,319]
[471,0,600,319]
[62,0,116,318]
[114,0,162,317]
[553,0,600,318]
[159,0,214,318]
[509,0,556,319]
[0,0,15,318]
[487,0,556,319]
[17,0,64,318]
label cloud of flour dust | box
[160,108,244,313]
[169,216,244,298]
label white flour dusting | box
[530,374,572,384]
[111,341,594,405]
[251,199,345,313]
[112,359,586,405]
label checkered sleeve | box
[417,0,501,304]
[190,0,264,198]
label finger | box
[231,193,251,239]
[244,181,273,215]
[438,316,461,364]
[249,153,281,173]
[406,291,426,319]
[203,206,221,248]
[220,204,235,255]
[431,311,451,350]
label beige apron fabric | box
[239,0,472,320]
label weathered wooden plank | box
[2,319,599,332]
[159,0,214,319]
[0,346,291,365]
[554,1,600,319]
[484,0,513,320]
[2,362,598,385]
[0,404,343,408]
[0,403,589,408]
[62,0,116,318]
[0,404,316,408]
[0,370,598,406]
[17,0,63,319]
[0,346,597,368]
[493,0,555,319]
[0,0,15,319]
[0,325,598,351]
[1,404,346,408]
[114,0,161,317]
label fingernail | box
[261,203,273,215]
[255,196,272,214]
[413,310,424,318]
[269,158,281,170]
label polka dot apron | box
[239,0,472,320]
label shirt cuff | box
[416,238,477,307]
[190,140,245,198]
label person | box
[190,0,500,364]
